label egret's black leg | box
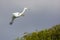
[10,16,16,25]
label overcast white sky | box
[0,0,60,40]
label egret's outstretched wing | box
[9,16,16,25]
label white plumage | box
[10,8,27,25]
[13,8,27,17]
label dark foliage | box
[16,24,60,40]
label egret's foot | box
[9,22,13,25]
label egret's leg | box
[10,16,16,25]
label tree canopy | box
[16,24,60,40]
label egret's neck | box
[21,8,26,13]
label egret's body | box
[10,8,27,25]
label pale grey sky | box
[0,0,60,40]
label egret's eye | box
[24,8,27,9]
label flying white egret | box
[10,7,27,25]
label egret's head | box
[24,8,28,10]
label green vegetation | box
[16,24,60,40]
